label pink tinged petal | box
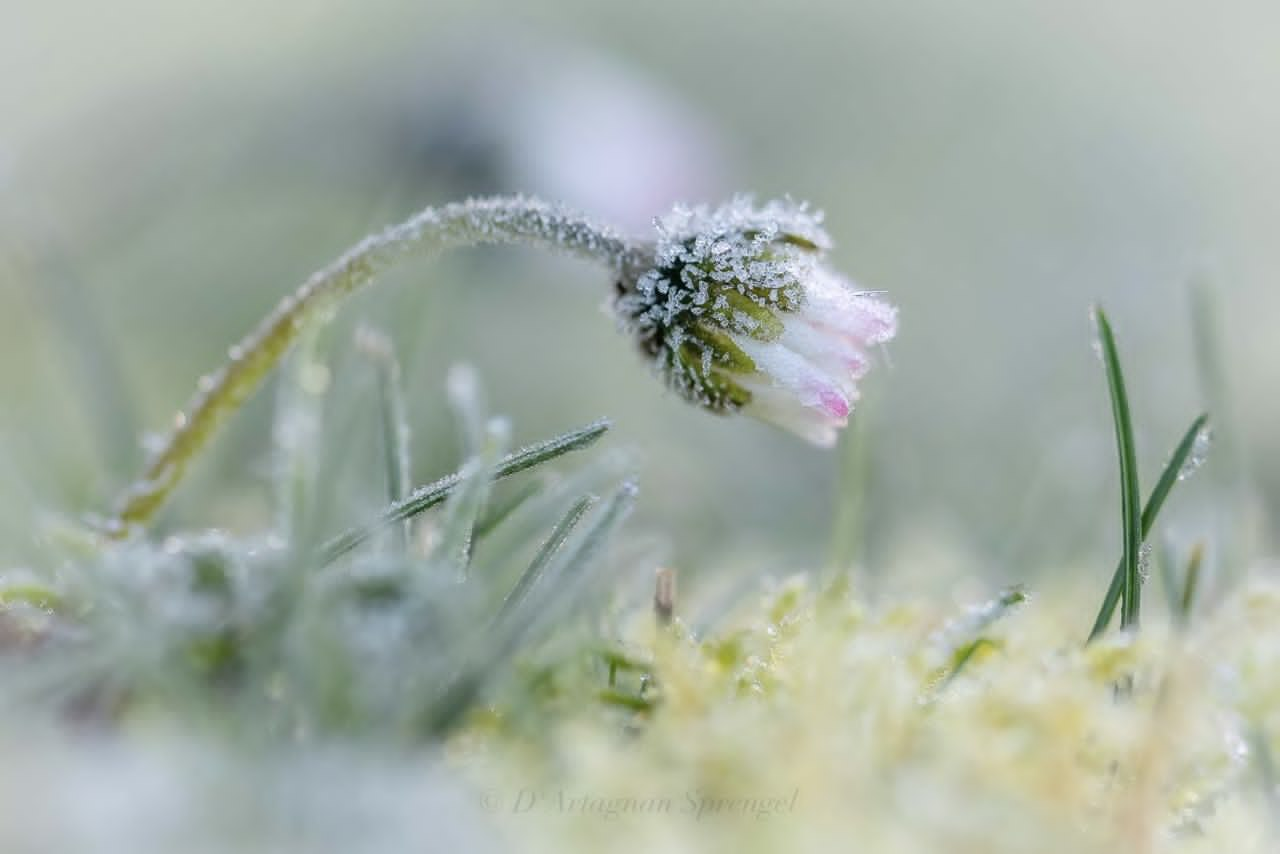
[777,318,872,397]
[738,378,845,448]
[731,338,855,446]
[803,268,899,347]
[734,338,853,410]
[817,386,850,419]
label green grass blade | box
[1092,307,1143,631]
[357,327,413,550]
[945,638,998,685]
[1178,541,1205,626]
[1087,412,1210,641]
[435,367,504,576]
[272,322,330,541]
[526,481,638,620]
[317,418,610,564]
[436,419,509,577]
[938,587,1027,686]
[423,481,637,734]
[472,475,547,542]
[496,495,596,623]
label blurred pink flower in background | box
[399,32,728,232]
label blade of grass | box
[436,419,508,577]
[317,418,610,564]
[1087,413,1210,641]
[472,476,546,541]
[272,322,330,541]
[356,327,413,550]
[1092,307,1143,631]
[434,366,504,576]
[496,495,596,623]
[1178,541,1205,626]
[936,587,1026,687]
[513,480,638,630]
[944,638,999,686]
[423,481,637,733]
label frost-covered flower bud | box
[614,198,897,447]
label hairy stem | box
[109,196,636,531]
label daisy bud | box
[614,198,897,447]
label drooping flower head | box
[613,197,897,447]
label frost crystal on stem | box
[614,197,897,446]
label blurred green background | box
[2,0,1275,588]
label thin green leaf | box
[496,495,595,623]
[357,327,412,549]
[937,587,1026,687]
[1092,307,1143,631]
[595,645,653,674]
[508,480,638,635]
[435,370,501,576]
[0,582,62,610]
[422,480,637,734]
[1179,541,1205,626]
[436,419,508,577]
[945,638,999,685]
[272,322,329,541]
[1087,413,1210,642]
[596,689,654,712]
[473,475,547,541]
[318,419,610,565]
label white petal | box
[804,267,898,346]
[734,339,852,417]
[777,317,870,399]
[737,377,845,447]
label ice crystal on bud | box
[613,197,897,446]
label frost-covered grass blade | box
[357,327,413,550]
[317,418,610,564]
[422,481,637,734]
[497,495,596,623]
[436,368,507,576]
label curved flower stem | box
[108,196,637,533]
